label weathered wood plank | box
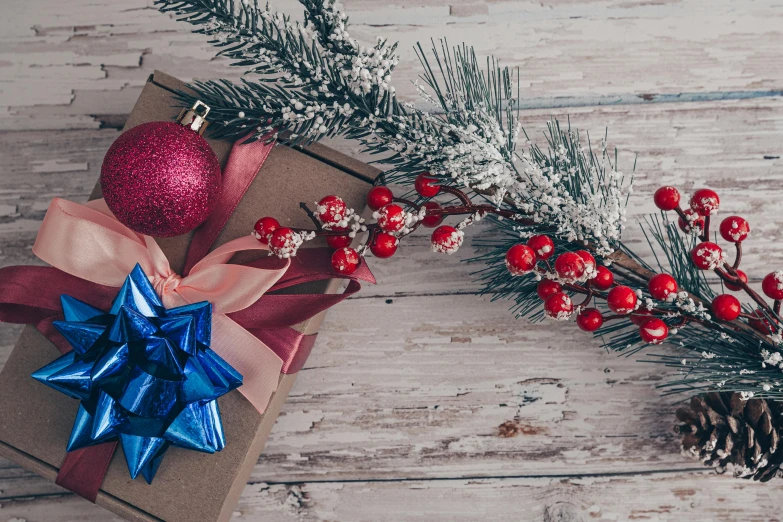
[252,293,697,480]
[2,0,783,130]
[235,472,783,522]
[1,468,782,522]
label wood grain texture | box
[2,0,783,520]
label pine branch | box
[154,0,783,402]
[156,0,630,259]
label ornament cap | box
[177,100,211,135]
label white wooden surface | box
[2,1,783,520]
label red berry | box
[421,201,444,228]
[366,186,394,211]
[592,265,614,290]
[370,232,398,258]
[607,285,638,315]
[577,308,603,332]
[377,204,406,233]
[506,244,537,275]
[268,227,300,258]
[691,242,724,270]
[554,252,586,281]
[414,172,441,198]
[630,308,653,326]
[537,279,563,300]
[331,247,360,274]
[654,186,681,211]
[639,318,668,345]
[719,216,750,243]
[648,273,678,301]
[326,227,352,249]
[762,271,783,300]
[544,292,573,320]
[725,269,747,292]
[749,309,777,334]
[315,195,347,227]
[575,250,596,274]
[526,235,555,260]
[690,188,720,216]
[431,225,464,254]
[253,216,280,245]
[711,294,742,322]
[678,208,705,233]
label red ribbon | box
[0,138,373,502]
[182,135,275,277]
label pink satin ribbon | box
[33,197,289,415]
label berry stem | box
[439,185,472,206]
[701,214,711,242]
[714,267,738,286]
[722,263,779,320]
[674,206,689,226]
[577,285,594,307]
[733,242,743,270]
[392,197,421,211]
[299,202,323,230]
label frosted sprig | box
[158,0,631,258]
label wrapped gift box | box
[0,70,379,522]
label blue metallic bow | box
[32,264,243,483]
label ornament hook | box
[177,100,211,135]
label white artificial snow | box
[641,322,666,344]
[545,294,573,321]
[691,192,719,214]
[315,200,354,229]
[431,228,464,254]
[375,205,406,232]
[692,244,727,269]
[761,350,783,370]
[771,270,783,291]
[725,218,746,241]
[270,230,314,258]
[332,248,358,272]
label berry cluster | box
[501,185,782,346]
[253,177,782,350]
[252,173,522,275]
[655,186,782,332]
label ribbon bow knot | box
[37,199,288,316]
[152,271,182,296]
[32,197,292,414]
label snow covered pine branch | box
[155,0,630,255]
[157,0,783,480]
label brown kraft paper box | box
[0,71,379,521]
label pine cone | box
[675,392,783,481]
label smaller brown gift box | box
[0,71,379,522]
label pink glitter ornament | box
[100,101,222,237]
